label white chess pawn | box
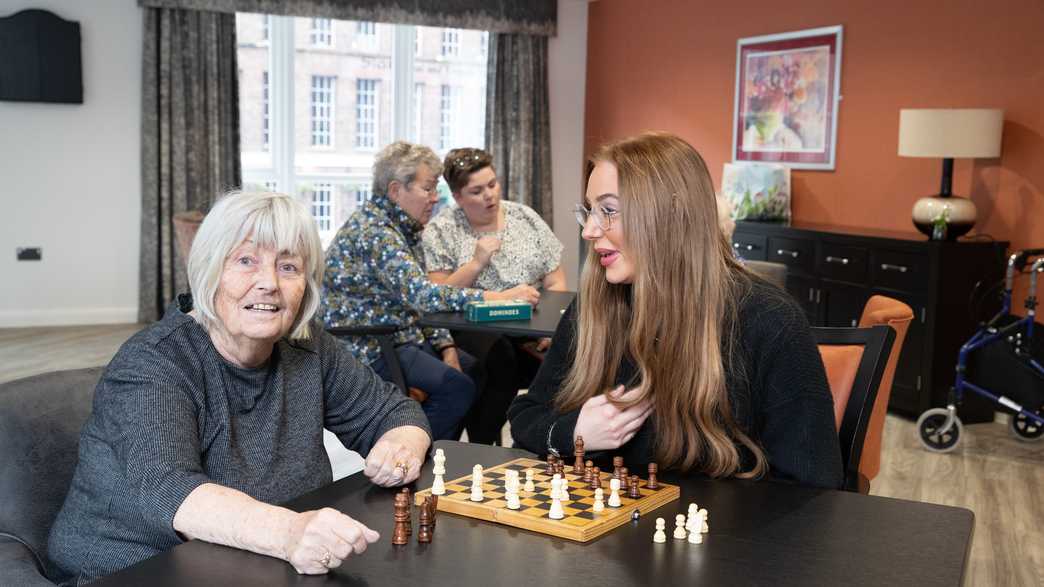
[523,469,536,493]
[685,503,698,533]
[593,488,605,513]
[607,478,622,507]
[673,514,687,539]
[470,464,484,502]
[505,471,521,510]
[687,521,704,544]
[653,517,667,543]
[550,473,562,500]
[548,477,565,519]
[431,449,447,495]
[560,477,571,502]
[698,509,709,533]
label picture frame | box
[732,25,843,170]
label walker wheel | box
[1009,409,1044,441]
[916,408,962,453]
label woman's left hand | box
[441,346,462,372]
[364,425,430,487]
[536,337,552,352]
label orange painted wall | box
[584,0,1044,261]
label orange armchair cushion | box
[818,345,865,429]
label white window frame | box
[412,83,424,143]
[311,18,333,47]
[441,28,460,58]
[439,84,458,150]
[310,75,336,147]
[355,78,378,149]
[355,21,377,50]
[261,70,270,150]
[354,185,371,206]
[311,183,334,232]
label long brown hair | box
[556,132,767,478]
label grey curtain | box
[485,33,553,226]
[138,0,557,35]
[139,7,241,322]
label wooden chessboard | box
[413,457,680,542]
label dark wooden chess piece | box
[417,503,432,543]
[426,495,438,534]
[613,456,624,480]
[583,460,594,484]
[590,467,602,490]
[628,474,641,499]
[646,463,659,490]
[574,436,585,474]
[546,454,556,475]
[401,488,412,536]
[392,492,409,546]
[619,466,629,485]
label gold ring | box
[319,550,331,567]
[394,462,408,477]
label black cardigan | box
[507,279,843,489]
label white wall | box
[548,0,589,289]
[0,0,142,327]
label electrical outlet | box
[16,247,42,261]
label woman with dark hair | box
[508,132,842,488]
[421,148,566,444]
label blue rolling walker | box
[917,249,1044,451]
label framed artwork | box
[732,25,843,170]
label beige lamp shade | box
[898,109,1004,158]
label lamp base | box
[912,195,976,241]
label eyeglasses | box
[574,204,619,231]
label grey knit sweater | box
[47,295,430,585]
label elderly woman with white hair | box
[47,192,432,585]
[321,141,539,443]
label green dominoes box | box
[465,300,532,322]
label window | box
[414,28,422,56]
[355,79,378,149]
[261,71,269,150]
[311,18,332,47]
[311,184,333,231]
[355,21,376,50]
[354,185,372,206]
[261,15,270,42]
[439,85,459,150]
[238,16,488,247]
[311,76,335,147]
[441,29,460,57]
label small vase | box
[911,196,976,241]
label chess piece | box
[431,448,447,495]
[628,474,641,499]
[470,464,484,502]
[685,503,698,534]
[548,477,565,519]
[613,456,624,480]
[608,478,622,507]
[428,495,439,533]
[417,502,432,543]
[546,454,556,475]
[560,477,571,503]
[653,517,667,543]
[574,436,585,474]
[698,508,709,533]
[523,468,536,493]
[687,519,703,544]
[505,470,521,510]
[646,463,659,490]
[619,467,629,485]
[591,467,602,490]
[673,514,687,539]
[583,460,594,484]
[392,493,410,545]
[593,488,605,513]
[402,488,412,535]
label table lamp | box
[898,108,1004,240]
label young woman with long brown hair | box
[507,132,842,488]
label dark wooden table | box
[94,440,973,586]
[419,291,575,338]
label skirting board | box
[0,307,138,328]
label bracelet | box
[546,420,558,455]
[436,344,457,353]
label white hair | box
[187,191,324,340]
[372,141,442,197]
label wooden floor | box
[2,324,1041,586]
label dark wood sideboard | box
[733,220,1008,423]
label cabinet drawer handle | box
[880,263,909,273]
[776,248,799,259]
[825,255,850,265]
[733,243,758,251]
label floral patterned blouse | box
[421,200,563,291]
[320,193,484,365]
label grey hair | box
[186,191,324,341]
[372,141,443,197]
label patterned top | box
[320,194,484,365]
[422,200,564,291]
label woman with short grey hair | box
[48,192,432,584]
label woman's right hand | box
[573,385,653,451]
[485,284,540,306]
[473,236,502,266]
[283,508,380,574]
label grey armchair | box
[0,368,104,586]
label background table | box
[419,291,575,338]
[94,440,973,586]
